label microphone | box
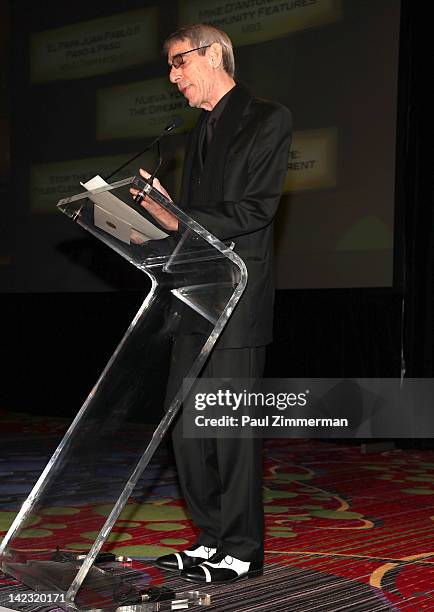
[105,116,184,181]
[164,115,183,132]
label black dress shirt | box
[199,87,234,164]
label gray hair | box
[163,23,235,77]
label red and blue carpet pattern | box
[1,409,434,610]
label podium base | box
[2,553,211,611]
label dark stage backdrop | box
[2,0,400,293]
[5,0,430,422]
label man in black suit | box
[131,24,291,584]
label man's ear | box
[209,42,223,68]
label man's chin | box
[182,91,197,108]
[186,96,199,108]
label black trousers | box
[168,334,266,562]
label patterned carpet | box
[1,409,434,610]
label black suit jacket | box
[179,84,292,349]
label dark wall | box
[0,292,144,417]
[268,290,403,378]
[1,288,403,419]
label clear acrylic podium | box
[0,176,247,610]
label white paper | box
[81,175,168,245]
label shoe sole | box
[155,562,180,572]
[155,559,210,572]
[180,567,263,584]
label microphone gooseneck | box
[133,118,184,205]
[105,116,184,181]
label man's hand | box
[129,168,179,232]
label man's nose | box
[169,65,181,83]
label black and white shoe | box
[155,544,217,572]
[180,552,263,583]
